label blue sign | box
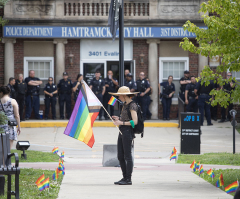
[184,115,200,122]
[3,26,207,39]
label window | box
[232,71,240,81]
[159,57,189,101]
[24,57,54,101]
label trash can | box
[39,110,43,119]
[180,112,201,154]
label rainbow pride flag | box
[64,81,102,148]
[108,96,117,106]
[52,147,59,154]
[195,161,200,170]
[61,151,64,159]
[207,169,215,178]
[52,168,59,180]
[216,180,220,187]
[35,174,45,185]
[170,152,177,161]
[171,147,177,154]
[37,178,49,191]
[219,173,224,186]
[199,165,204,175]
[225,181,238,194]
[190,160,196,169]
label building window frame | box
[159,57,189,102]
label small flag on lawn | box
[199,165,204,175]
[171,147,177,154]
[37,177,49,191]
[195,162,200,170]
[52,147,59,154]
[35,174,45,185]
[207,169,215,178]
[225,181,238,194]
[219,173,224,186]
[52,168,59,180]
[190,160,196,169]
[170,152,177,161]
[108,96,117,106]
[61,151,65,159]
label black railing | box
[178,96,185,128]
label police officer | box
[146,78,152,120]
[211,79,219,121]
[194,78,215,126]
[135,72,150,120]
[8,77,16,99]
[90,70,105,120]
[25,70,42,120]
[125,73,137,92]
[72,74,83,102]
[57,72,73,119]
[124,69,130,86]
[103,70,118,120]
[15,74,27,121]
[159,75,175,120]
[219,72,235,123]
[179,71,191,101]
[185,76,198,113]
[44,77,58,120]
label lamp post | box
[119,0,124,86]
[230,109,237,154]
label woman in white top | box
[0,86,21,149]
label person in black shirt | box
[15,74,27,121]
[179,71,191,101]
[185,76,198,112]
[44,77,58,120]
[145,78,152,120]
[159,75,175,120]
[124,69,130,86]
[103,70,118,120]
[72,74,83,102]
[194,79,215,126]
[57,72,73,119]
[135,72,150,121]
[125,73,137,92]
[7,77,16,99]
[89,70,105,120]
[25,70,42,120]
[219,72,235,123]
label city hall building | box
[0,0,213,119]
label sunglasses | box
[227,75,232,76]
[48,80,53,81]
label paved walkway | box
[16,120,238,199]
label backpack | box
[127,101,144,138]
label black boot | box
[114,178,125,185]
[118,178,132,185]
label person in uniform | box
[135,72,150,121]
[218,72,235,123]
[103,70,118,120]
[194,78,215,126]
[124,69,130,86]
[89,70,105,120]
[145,78,152,120]
[44,77,58,120]
[25,70,42,120]
[125,73,137,92]
[7,77,16,99]
[159,75,175,120]
[72,74,83,102]
[57,72,73,119]
[185,76,198,112]
[211,79,220,121]
[15,74,27,121]
[179,71,191,101]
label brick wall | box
[158,103,178,119]
[14,39,24,78]
[189,51,198,77]
[133,39,149,78]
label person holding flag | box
[109,86,139,186]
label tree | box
[180,0,240,108]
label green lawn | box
[195,169,239,197]
[10,150,60,163]
[177,153,240,166]
[236,127,240,134]
[2,168,63,199]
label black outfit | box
[185,83,198,113]
[7,84,17,99]
[125,79,137,91]
[44,83,57,119]
[179,76,190,101]
[103,77,118,118]
[89,78,105,118]
[221,81,235,121]
[160,82,175,119]
[146,83,152,119]
[73,81,82,102]
[57,79,73,119]
[25,77,41,119]
[15,80,27,120]
[211,83,219,120]
[195,80,215,125]
[134,79,150,120]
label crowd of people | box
[1,69,235,126]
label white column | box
[53,39,68,84]
[147,39,160,119]
[198,54,208,76]
[2,38,16,85]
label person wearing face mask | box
[72,74,83,102]
[109,86,139,186]
[103,70,118,120]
